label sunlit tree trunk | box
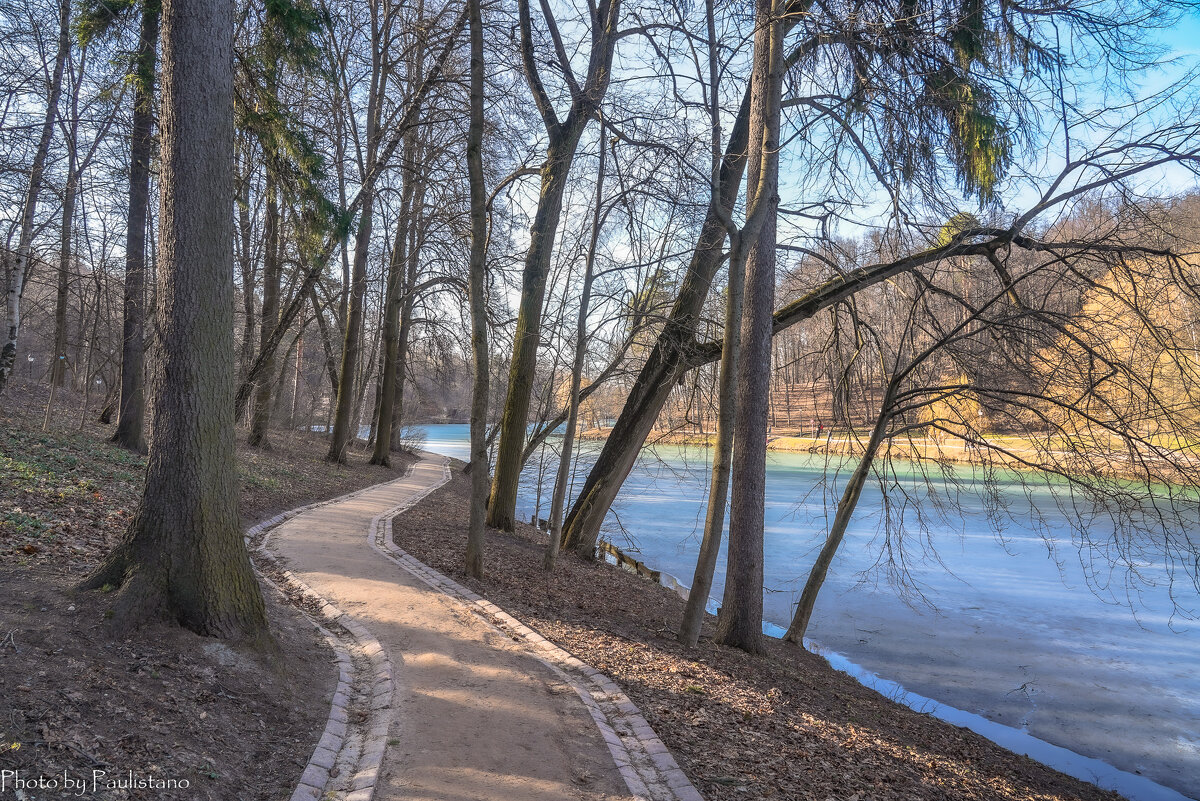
[544,127,606,572]
[561,0,813,556]
[464,0,488,577]
[785,398,891,643]
[561,89,753,558]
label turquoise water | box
[418,423,1200,800]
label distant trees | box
[0,0,71,397]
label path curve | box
[261,453,701,801]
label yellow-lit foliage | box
[918,375,982,440]
[1037,258,1200,440]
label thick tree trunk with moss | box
[81,0,268,641]
[112,2,158,453]
[0,0,70,396]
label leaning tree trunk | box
[80,0,268,641]
[486,0,622,531]
[464,0,488,577]
[561,88,753,558]
[486,135,583,529]
[715,0,784,654]
[784,397,891,643]
[560,0,815,556]
[0,0,70,396]
[112,1,158,453]
[544,126,606,572]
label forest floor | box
[0,379,405,800]
[391,464,1127,801]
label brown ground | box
[1,380,406,800]
[391,464,1126,801]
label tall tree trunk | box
[544,129,606,572]
[560,1,813,555]
[235,149,257,388]
[248,176,281,447]
[51,123,80,389]
[81,0,268,641]
[464,0,488,578]
[486,137,580,529]
[370,221,408,466]
[113,1,159,452]
[328,3,386,463]
[680,0,743,645]
[679,235,745,646]
[389,171,427,450]
[715,0,784,654]
[0,0,71,396]
[486,0,622,531]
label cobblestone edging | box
[246,461,426,801]
[374,455,706,801]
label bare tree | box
[0,0,70,396]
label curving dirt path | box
[267,455,635,801]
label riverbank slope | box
[391,463,1128,801]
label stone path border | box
[374,455,706,801]
[248,451,707,801]
[246,461,425,801]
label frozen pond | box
[418,424,1200,800]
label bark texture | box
[464,0,488,578]
[715,0,784,654]
[545,128,606,572]
[81,0,269,641]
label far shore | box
[574,425,1195,482]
